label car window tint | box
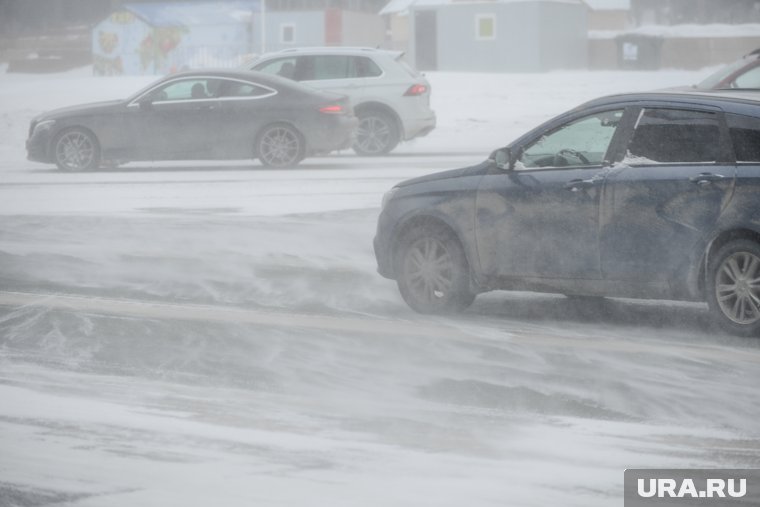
[151,78,221,101]
[308,55,351,80]
[221,80,273,98]
[352,56,382,78]
[519,109,623,169]
[733,65,760,88]
[626,108,720,164]
[727,113,760,162]
[254,57,297,80]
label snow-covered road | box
[1,66,759,507]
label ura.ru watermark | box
[624,469,759,506]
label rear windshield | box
[395,53,421,78]
[696,58,752,89]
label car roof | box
[580,90,760,114]
[261,47,403,58]
[129,68,333,101]
[162,68,307,90]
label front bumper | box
[26,123,54,163]
[373,206,397,280]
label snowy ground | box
[1,66,759,507]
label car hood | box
[395,160,492,188]
[36,99,125,121]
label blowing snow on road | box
[1,66,759,507]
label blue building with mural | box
[92,1,259,75]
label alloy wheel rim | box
[56,131,95,170]
[356,116,390,154]
[403,237,454,305]
[715,251,760,325]
[260,127,299,166]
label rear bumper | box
[311,115,358,152]
[402,112,436,141]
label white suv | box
[248,47,436,155]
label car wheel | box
[706,239,760,337]
[396,224,475,314]
[53,128,100,171]
[353,110,399,156]
[257,124,304,168]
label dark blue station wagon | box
[374,91,760,336]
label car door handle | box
[689,172,725,186]
[564,179,595,191]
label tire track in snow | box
[1,290,758,363]
[0,290,459,339]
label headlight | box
[31,119,56,136]
[381,187,399,209]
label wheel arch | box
[254,120,307,152]
[354,101,404,139]
[390,213,477,285]
[696,227,760,295]
[48,124,101,160]
[254,121,307,159]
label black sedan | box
[26,70,357,170]
[375,91,760,336]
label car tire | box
[53,128,100,171]
[706,238,760,337]
[257,123,305,168]
[353,110,399,156]
[395,224,475,314]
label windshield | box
[696,57,752,89]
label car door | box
[599,106,736,281]
[215,77,278,158]
[132,77,224,159]
[475,108,626,280]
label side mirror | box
[491,147,514,171]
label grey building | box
[384,0,588,72]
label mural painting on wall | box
[93,4,255,76]
[138,27,188,73]
[93,10,187,76]
[93,11,135,75]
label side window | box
[727,113,760,162]
[733,65,760,89]
[310,55,351,80]
[351,56,382,78]
[220,80,274,98]
[254,57,297,80]
[149,78,222,102]
[625,108,720,164]
[519,110,623,169]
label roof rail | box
[276,46,384,54]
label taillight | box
[319,105,344,114]
[404,84,428,96]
